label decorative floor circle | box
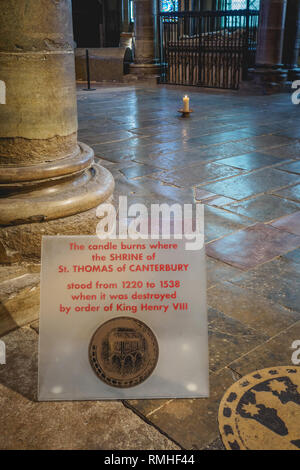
[89,317,159,389]
[219,366,300,450]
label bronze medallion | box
[218,366,300,450]
[89,317,159,388]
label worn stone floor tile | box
[228,258,300,312]
[204,196,238,207]
[201,168,300,201]
[204,438,225,450]
[261,142,300,160]
[142,141,256,169]
[0,328,179,450]
[269,211,300,236]
[137,150,215,170]
[204,206,252,243]
[78,119,124,133]
[253,249,300,275]
[206,223,300,270]
[93,140,151,162]
[225,194,300,223]
[30,320,39,334]
[208,307,268,373]
[149,122,231,143]
[255,120,297,133]
[215,152,287,171]
[282,247,300,264]
[124,178,195,204]
[98,162,138,181]
[142,141,194,160]
[276,128,300,139]
[207,282,300,337]
[110,174,142,200]
[276,253,300,274]
[94,147,135,163]
[112,115,169,129]
[78,130,137,146]
[240,134,292,150]
[186,123,237,139]
[272,184,300,203]
[206,256,243,289]
[97,133,151,149]
[129,123,184,137]
[229,321,300,377]
[277,160,300,175]
[186,128,264,148]
[127,368,236,450]
[149,132,186,145]
[125,192,195,207]
[191,141,258,159]
[134,149,222,169]
[130,154,170,170]
[194,189,218,201]
[119,164,160,179]
[135,142,258,168]
[150,163,242,188]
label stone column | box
[130,0,160,77]
[0,0,114,262]
[282,0,300,80]
[248,0,288,92]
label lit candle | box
[183,95,190,113]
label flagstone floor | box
[1,83,300,450]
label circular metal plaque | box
[219,366,300,450]
[89,317,159,388]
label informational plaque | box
[38,236,209,400]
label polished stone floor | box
[1,84,300,450]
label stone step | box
[0,267,40,337]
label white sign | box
[38,236,209,400]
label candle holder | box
[178,108,194,118]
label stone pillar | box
[248,0,288,93]
[0,0,114,262]
[282,0,300,81]
[130,0,160,77]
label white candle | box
[183,95,190,112]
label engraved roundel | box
[89,317,159,388]
[218,366,300,450]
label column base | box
[129,63,160,82]
[0,198,113,263]
[0,146,115,262]
[0,163,114,226]
[242,67,288,94]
